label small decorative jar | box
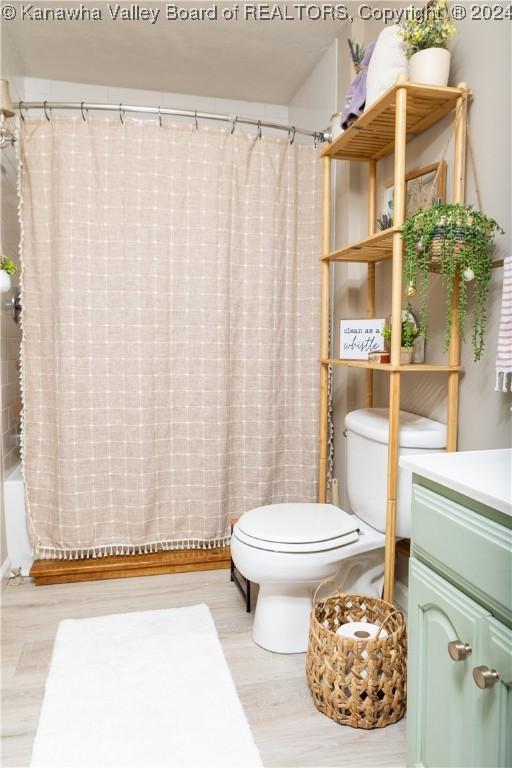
[330,112,343,142]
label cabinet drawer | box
[411,484,512,626]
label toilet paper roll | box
[335,621,388,641]
[336,622,389,678]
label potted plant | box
[377,212,394,231]
[0,253,16,293]
[402,203,503,361]
[399,0,456,86]
[382,319,421,365]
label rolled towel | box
[365,25,408,109]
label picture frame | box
[382,161,447,225]
[340,318,386,360]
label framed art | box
[382,161,447,225]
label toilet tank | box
[345,408,446,539]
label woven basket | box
[306,585,407,730]
[430,234,467,261]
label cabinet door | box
[407,559,491,768]
[474,617,512,768]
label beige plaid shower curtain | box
[19,116,321,559]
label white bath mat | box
[30,604,262,768]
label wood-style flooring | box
[1,570,406,767]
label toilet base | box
[253,583,315,654]
[252,550,386,654]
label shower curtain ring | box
[257,120,262,139]
[158,107,162,127]
[80,102,87,122]
[19,101,25,122]
[119,104,125,124]
[194,110,198,130]
[43,101,51,121]
[289,126,296,145]
[230,115,237,135]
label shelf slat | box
[324,227,398,263]
[322,82,466,162]
[320,359,464,373]
[323,231,504,270]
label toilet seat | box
[234,503,360,554]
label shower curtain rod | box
[17,101,329,144]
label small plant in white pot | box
[0,253,16,293]
[382,320,421,365]
[399,0,456,86]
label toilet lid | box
[236,503,359,551]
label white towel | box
[496,254,512,393]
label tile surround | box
[1,73,22,474]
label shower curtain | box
[19,116,321,559]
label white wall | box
[20,77,289,135]
[288,39,339,133]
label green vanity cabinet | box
[407,479,512,768]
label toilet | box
[231,408,446,653]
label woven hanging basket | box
[430,236,468,261]
[306,587,407,730]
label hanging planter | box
[402,203,503,361]
[399,0,456,86]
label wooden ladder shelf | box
[318,78,470,603]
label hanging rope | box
[466,126,483,211]
[424,91,483,210]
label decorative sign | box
[340,319,385,360]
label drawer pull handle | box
[448,640,472,661]
[473,666,500,689]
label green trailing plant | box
[399,0,456,58]
[382,320,420,349]
[0,254,16,275]
[402,203,503,361]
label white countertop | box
[400,449,512,517]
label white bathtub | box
[4,462,33,576]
